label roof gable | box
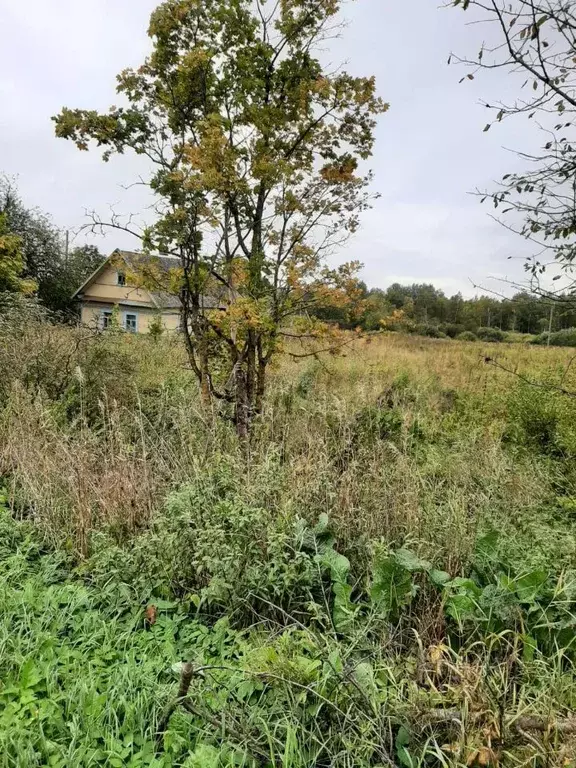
[72,251,117,299]
[72,249,177,302]
[73,250,225,310]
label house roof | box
[119,250,181,310]
[73,249,224,310]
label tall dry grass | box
[1,318,575,570]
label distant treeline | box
[315,281,574,337]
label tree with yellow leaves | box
[0,213,36,296]
[54,0,387,439]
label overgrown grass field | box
[1,313,576,767]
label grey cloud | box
[0,0,541,296]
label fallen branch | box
[512,715,576,735]
[425,708,576,735]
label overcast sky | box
[0,0,542,296]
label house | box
[73,249,183,333]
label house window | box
[117,271,126,287]
[101,310,113,329]
[124,312,138,333]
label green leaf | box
[444,577,482,597]
[514,570,548,602]
[318,548,350,584]
[317,547,355,631]
[497,572,515,592]
[371,553,414,617]
[353,661,376,698]
[19,659,42,690]
[395,726,416,768]
[397,746,416,768]
[521,634,537,662]
[444,593,477,622]
[476,529,499,559]
[396,725,411,748]
[326,648,343,674]
[332,581,356,632]
[394,548,431,572]
[430,569,451,586]
[151,598,178,610]
[314,513,330,535]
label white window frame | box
[116,271,126,287]
[100,309,113,330]
[123,312,138,333]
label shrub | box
[442,322,465,338]
[504,380,576,456]
[506,331,535,344]
[477,326,505,342]
[0,301,72,406]
[456,330,478,342]
[83,459,345,624]
[148,312,165,340]
[352,404,403,444]
[295,361,321,398]
[533,327,576,347]
[531,332,549,345]
[0,303,139,420]
[413,323,447,339]
[549,328,572,346]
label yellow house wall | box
[80,302,180,334]
[82,263,153,306]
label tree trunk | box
[199,335,211,407]
[234,367,250,443]
[256,338,267,415]
[246,330,256,410]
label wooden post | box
[547,303,554,346]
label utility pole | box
[65,230,70,266]
[547,303,554,347]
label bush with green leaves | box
[352,403,403,444]
[476,326,506,342]
[158,531,576,766]
[148,313,165,341]
[532,327,576,347]
[504,379,576,457]
[412,323,448,339]
[84,459,354,624]
[532,331,550,345]
[456,330,478,342]
[442,322,466,338]
[0,304,139,421]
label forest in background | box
[319,282,576,338]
